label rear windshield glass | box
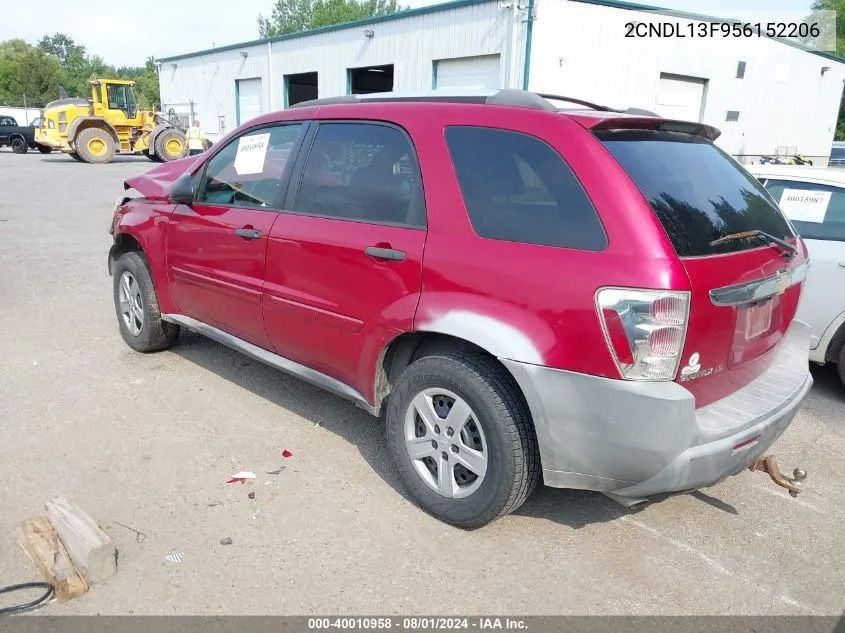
[598,130,794,257]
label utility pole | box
[23,93,28,124]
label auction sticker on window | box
[778,188,831,223]
[234,133,270,175]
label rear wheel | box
[68,152,85,162]
[37,144,52,154]
[155,130,185,162]
[145,151,163,162]
[385,352,539,529]
[10,136,27,154]
[112,252,179,352]
[76,127,116,164]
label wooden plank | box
[17,516,89,602]
[45,497,117,583]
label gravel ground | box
[0,149,843,615]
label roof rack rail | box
[288,89,658,117]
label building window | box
[736,61,746,79]
[285,72,318,107]
[347,65,394,94]
[726,110,740,122]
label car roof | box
[745,164,845,187]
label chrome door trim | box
[162,314,377,415]
[709,260,810,307]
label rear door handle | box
[365,246,406,261]
[235,228,262,240]
[839,261,845,268]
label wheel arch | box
[374,331,531,418]
[108,232,144,276]
[69,117,119,144]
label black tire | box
[37,144,52,154]
[385,352,540,529]
[68,151,84,162]
[112,251,179,353]
[145,151,163,162]
[76,127,116,164]
[154,130,186,162]
[10,136,27,154]
[837,342,845,389]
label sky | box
[2,0,816,67]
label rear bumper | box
[502,320,812,498]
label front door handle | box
[838,261,845,268]
[365,246,406,261]
[235,228,262,240]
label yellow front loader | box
[36,79,186,164]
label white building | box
[158,0,845,162]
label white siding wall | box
[528,0,845,161]
[159,1,525,141]
[268,1,522,100]
[159,44,270,141]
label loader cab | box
[90,80,140,123]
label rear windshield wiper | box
[710,230,796,258]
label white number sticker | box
[778,188,831,223]
[233,133,270,175]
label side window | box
[294,122,425,227]
[1,117,14,125]
[195,123,304,209]
[764,179,845,241]
[445,126,607,250]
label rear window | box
[445,126,607,250]
[598,130,794,257]
[762,179,845,242]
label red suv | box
[109,90,812,528]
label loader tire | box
[68,152,85,162]
[155,130,185,162]
[76,128,116,164]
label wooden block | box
[17,516,89,602]
[45,497,117,583]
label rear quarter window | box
[598,130,794,257]
[444,126,607,251]
[762,179,845,242]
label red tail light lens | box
[596,288,690,381]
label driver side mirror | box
[169,172,194,205]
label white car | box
[748,164,845,387]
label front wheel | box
[155,130,186,162]
[385,352,539,529]
[112,252,179,352]
[837,342,845,389]
[11,137,27,154]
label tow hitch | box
[750,455,807,497]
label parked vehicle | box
[36,79,186,164]
[829,147,845,167]
[109,90,812,528]
[0,115,51,154]
[748,164,845,387]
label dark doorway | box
[285,72,318,107]
[348,65,394,94]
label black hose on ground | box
[0,582,54,615]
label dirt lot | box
[0,149,844,615]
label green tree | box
[808,0,845,139]
[258,0,406,37]
[37,32,90,97]
[0,39,62,106]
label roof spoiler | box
[590,117,721,141]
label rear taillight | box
[596,288,690,381]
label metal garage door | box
[236,78,263,125]
[655,73,707,122]
[435,55,501,90]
